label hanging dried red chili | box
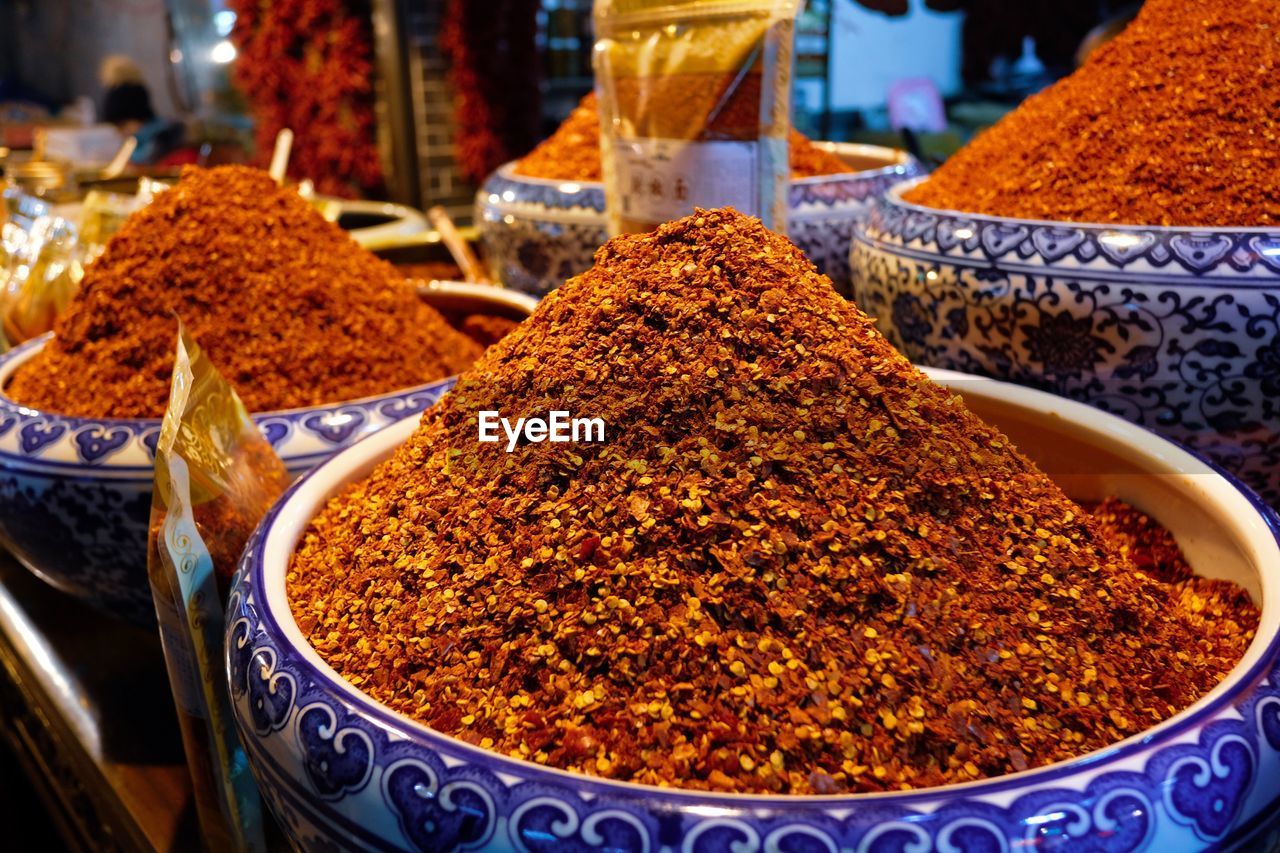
[228,0,383,197]
[440,0,542,184]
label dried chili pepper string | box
[289,208,1256,795]
[441,0,542,184]
[228,0,383,197]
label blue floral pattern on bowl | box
[479,144,925,298]
[227,389,1280,852]
[851,180,1280,508]
[0,334,456,623]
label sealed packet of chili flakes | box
[149,322,283,852]
[593,0,801,235]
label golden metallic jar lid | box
[8,158,71,192]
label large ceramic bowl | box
[850,179,1280,508]
[479,142,925,297]
[0,284,534,623]
[228,370,1280,852]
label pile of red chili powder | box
[514,93,850,182]
[6,166,481,418]
[289,208,1256,794]
[905,0,1280,226]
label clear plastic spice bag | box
[78,191,136,260]
[1,183,51,226]
[2,188,53,320]
[0,188,51,351]
[79,176,166,262]
[0,211,83,348]
[149,323,283,853]
[593,0,802,235]
[0,177,166,350]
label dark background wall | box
[1,0,180,117]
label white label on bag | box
[616,138,760,225]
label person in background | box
[100,55,155,132]
[99,55,183,164]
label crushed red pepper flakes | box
[787,131,856,180]
[456,314,520,348]
[1087,497,1257,658]
[6,166,481,418]
[514,93,850,183]
[398,261,466,282]
[288,207,1257,795]
[905,0,1280,227]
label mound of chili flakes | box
[905,0,1280,226]
[514,93,850,182]
[289,207,1257,794]
[7,166,481,418]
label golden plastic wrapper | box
[593,0,801,235]
[149,323,283,853]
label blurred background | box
[0,0,1139,223]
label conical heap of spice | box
[514,93,850,182]
[7,166,482,418]
[290,208,1255,795]
[905,0,1280,226]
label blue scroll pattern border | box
[228,515,1280,853]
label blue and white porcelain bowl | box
[479,143,925,297]
[228,370,1280,852]
[0,283,535,623]
[850,179,1280,508]
[0,342,453,625]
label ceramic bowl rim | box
[488,162,599,193]
[879,177,1280,237]
[490,141,920,193]
[0,333,460,439]
[414,280,542,319]
[245,369,1280,807]
[790,141,920,186]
